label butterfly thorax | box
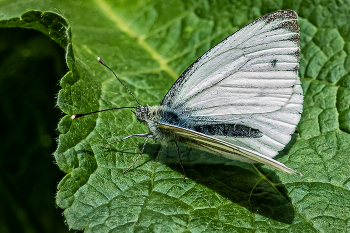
[134,105,164,141]
[134,105,185,145]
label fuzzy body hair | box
[135,105,193,146]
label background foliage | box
[1,0,350,232]
[0,27,68,232]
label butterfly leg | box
[175,142,186,182]
[124,135,152,174]
[101,132,150,147]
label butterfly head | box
[134,105,152,122]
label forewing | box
[161,10,300,115]
[157,123,301,176]
[160,10,302,159]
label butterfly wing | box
[157,123,301,176]
[161,10,302,159]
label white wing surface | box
[161,10,303,159]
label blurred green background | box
[0,28,69,233]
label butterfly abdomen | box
[192,124,262,138]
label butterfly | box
[72,10,303,180]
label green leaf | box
[2,0,350,232]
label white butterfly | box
[73,10,303,179]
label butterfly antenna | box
[98,57,141,106]
[71,106,135,119]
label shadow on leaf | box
[143,142,295,224]
[77,139,296,224]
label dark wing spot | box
[193,124,262,138]
[293,65,299,74]
[271,59,278,68]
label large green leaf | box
[1,0,350,232]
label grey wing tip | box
[285,10,298,20]
[282,9,297,14]
[276,9,298,17]
[267,9,298,20]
